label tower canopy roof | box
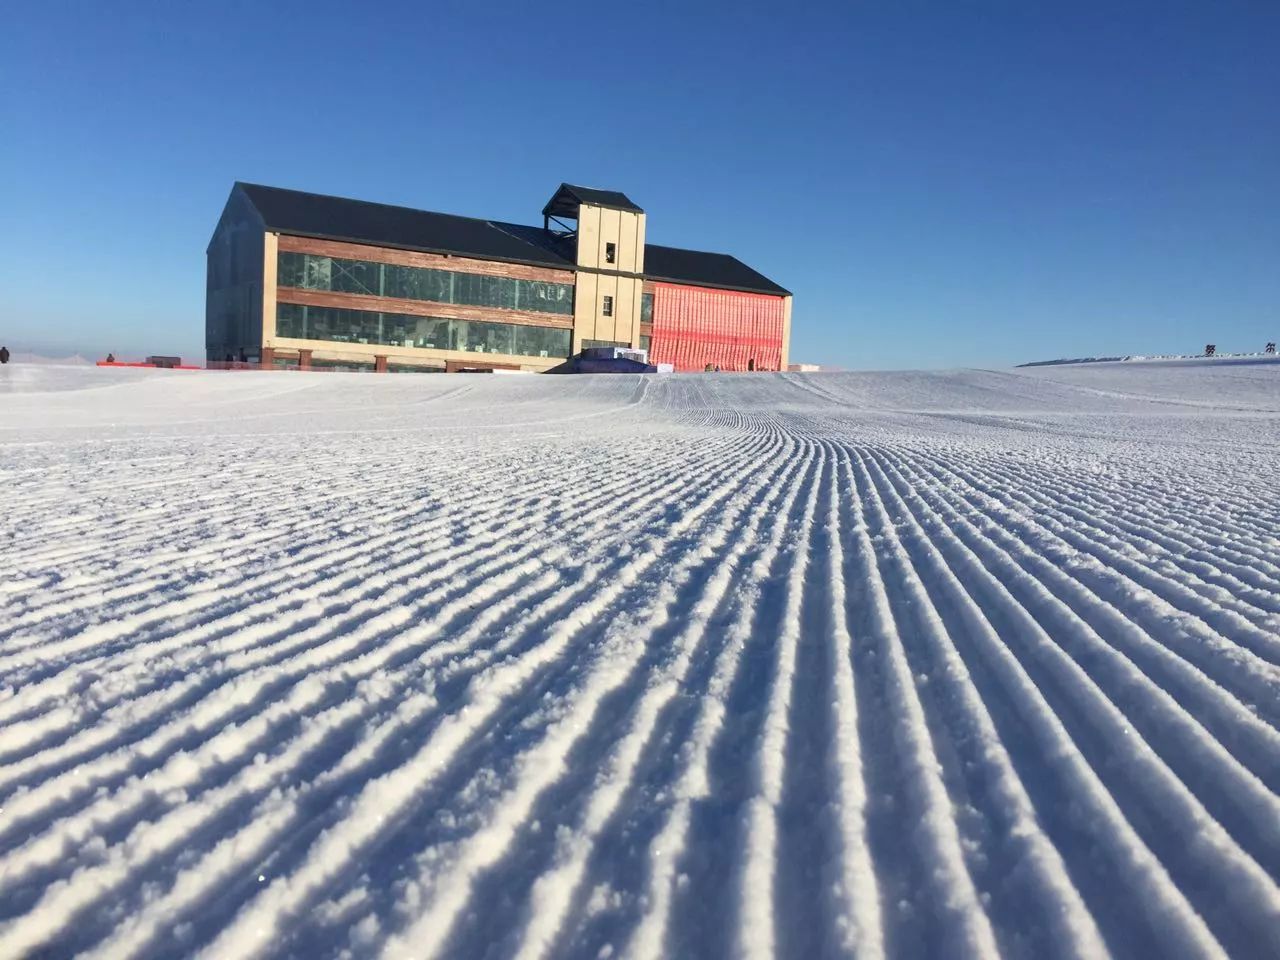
[543,183,644,219]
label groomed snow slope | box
[1,360,1278,959]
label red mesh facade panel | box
[648,283,786,372]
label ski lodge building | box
[206,182,792,373]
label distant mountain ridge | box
[1019,350,1278,368]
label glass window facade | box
[639,335,652,352]
[387,362,445,374]
[278,251,573,315]
[640,293,654,322]
[311,356,376,372]
[276,303,571,359]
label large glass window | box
[515,325,567,358]
[330,258,381,296]
[641,293,654,322]
[311,357,376,372]
[276,302,570,358]
[278,251,573,315]
[387,362,444,374]
[278,253,306,289]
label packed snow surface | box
[2,360,1279,959]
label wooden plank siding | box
[277,234,575,285]
[276,287,573,330]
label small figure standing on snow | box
[0,345,10,364]
[106,352,116,363]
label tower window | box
[602,295,614,317]
[605,242,616,264]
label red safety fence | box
[648,283,785,372]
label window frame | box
[277,252,574,316]
[601,295,614,317]
[275,303,571,359]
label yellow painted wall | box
[577,206,601,269]
[572,271,599,350]
[598,207,620,268]
[597,273,618,342]
[261,232,279,344]
[572,271,645,350]
[614,276,639,346]
[572,203,646,349]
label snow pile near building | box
[1,360,1278,958]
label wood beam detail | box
[278,234,575,284]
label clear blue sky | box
[2,0,1277,368]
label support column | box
[779,295,793,371]
[261,232,279,357]
[260,347,275,370]
[374,354,388,374]
[298,349,312,371]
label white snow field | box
[1,359,1279,959]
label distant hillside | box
[1017,356,1126,368]
[8,352,95,366]
[1020,349,1277,368]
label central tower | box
[543,184,647,352]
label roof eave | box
[207,182,266,256]
[643,275,791,297]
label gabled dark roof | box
[230,182,788,296]
[543,183,643,218]
[643,244,791,296]
[236,182,575,270]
